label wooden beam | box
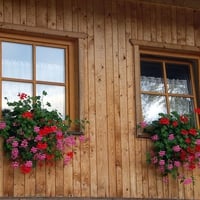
[130,39,200,53]
[0,22,87,39]
[129,0,200,10]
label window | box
[0,32,78,124]
[135,48,200,137]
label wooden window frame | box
[132,42,200,138]
[0,32,80,133]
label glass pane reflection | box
[36,46,65,83]
[141,94,167,123]
[166,63,191,94]
[36,84,65,117]
[2,81,32,109]
[140,61,164,92]
[169,97,194,114]
[2,42,32,79]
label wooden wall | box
[0,0,200,199]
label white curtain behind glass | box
[141,76,190,122]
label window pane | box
[141,94,167,122]
[166,63,191,94]
[2,81,32,109]
[169,97,194,114]
[36,46,65,83]
[141,61,164,92]
[2,42,32,79]
[36,84,65,117]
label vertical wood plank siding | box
[0,0,200,199]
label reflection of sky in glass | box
[142,94,167,123]
[36,46,65,83]
[36,84,65,117]
[2,42,32,79]
[2,42,67,117]
[2,81,32,109]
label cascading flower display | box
[139,111,200,184]
[0,91,88,174]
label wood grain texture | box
[0,0,199,199]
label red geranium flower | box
[46,154,54,160]
[195,108,200,114]
[37,142,47,150]
[67,151,74,158]
[185,138,191,144]
[195,145,200,152]
[20,165,32,174]
[181,129,188,135]
[18,93,27,100]
[22,111,33,119]
[180,115,189,123]
[159,118,170,125]
[172,121,178,127]
[189,163,196,170]
[189,128,197,136]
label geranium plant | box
[139,110,200,184]
[0,91,88,174]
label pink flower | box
[151,134,159,141]
[65,136,76,146]
[79,135,87,142]
[24,161,33,168]
[34,153,46,160]
[159,151,166,157]
[20,139,28,148]
[168,134,175,140]
[173,145,181,152]
[0,121,6,129]
[11,148,19,159]
[168,164,173,170]
[30,147,37,153]
[174,161,181,167]
[64,155,72,165]
[56,140,64,151]
[196,139,200,145]
[139,121,148,128]
[11,161,19,168]
[12,141,19,148]
[159,159,165,166]
[151,156,158,164]
[6,136,15,143]
[34,135,43,142]
[34,126,40,133]
[183,177,193,185]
